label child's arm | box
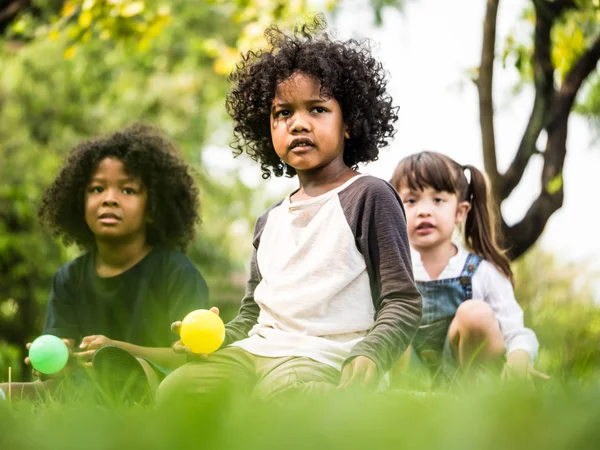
[74,335,184,370]
[481,267,539,359]
[340,180,422,379]
[43,267,79,345]
[36,267,79,378]
[504,349,549,380]
[481,267,547,380]
[221,245,261,346]
[215,214,266,348]
[75,335,185,370]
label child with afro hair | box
[1,123,208,403]
[157,16,421,405]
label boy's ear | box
[344,125,350,139]
[455,201,471,224]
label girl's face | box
[270,72,349,174]
[399,185,470,253]
[84,157,149,244]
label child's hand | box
[337,356,379,391]
[24,339,73,379]
[74,335,115,367]
[503,349,550,382]
[171,306,220,359]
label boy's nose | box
[102,189,119,206]
[289,113,311,133]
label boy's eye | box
[312,106,327,113]
[434,197,444,203]
[123,187,136,195]
[274,110,290,118]
[403,198,416,204]
[89,186,104,194]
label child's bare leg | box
[448,300,505,370]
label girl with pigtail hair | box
[390,151,547,383]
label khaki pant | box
[156,346,340,406]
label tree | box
[477,0,600,259]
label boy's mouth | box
[98,212,121,224]
[289,138,315,152]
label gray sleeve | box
[221,201,282,347]
[338,177,422,374]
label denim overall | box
[411,253,483,373]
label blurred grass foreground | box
[2,382,600,450]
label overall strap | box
[458,253,483,299]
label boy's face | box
[270,73,349,173]
[84,157,149,244]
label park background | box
[0,0,599,408]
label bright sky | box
[203,0,599,285]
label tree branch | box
[478,0,500,190]
[499,0,558,201]
[504,33,600,259]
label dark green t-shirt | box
[43,246,209,348]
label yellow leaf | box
[100,29,111,40]
[121,1,145,17]
[79,10,92,27]
[137,37,150,51]
[49,30,60,41]
[546,172,563,195]
[61,1,78,17]
[213,47,239,76]
[64,46,77,60]
[326,0,339,11]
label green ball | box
[29,335,69,375]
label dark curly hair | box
[38,123,200,251]
[226,15,399,179]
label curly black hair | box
[226,15,399,179]
[38,123,200,251]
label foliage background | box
[1,0,599,387]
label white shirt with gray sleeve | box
[225,174,422,373]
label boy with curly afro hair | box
[1,124,208,403]
[157,16,421,405]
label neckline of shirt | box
[283,173,369,210]
[89,245,159,282]
[411,242,470,281]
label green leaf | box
[546,172,563,195]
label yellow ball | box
[180,309,225,354]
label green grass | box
[1,378,600,450]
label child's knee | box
[155,364,193,408]
[455,300,498,335]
